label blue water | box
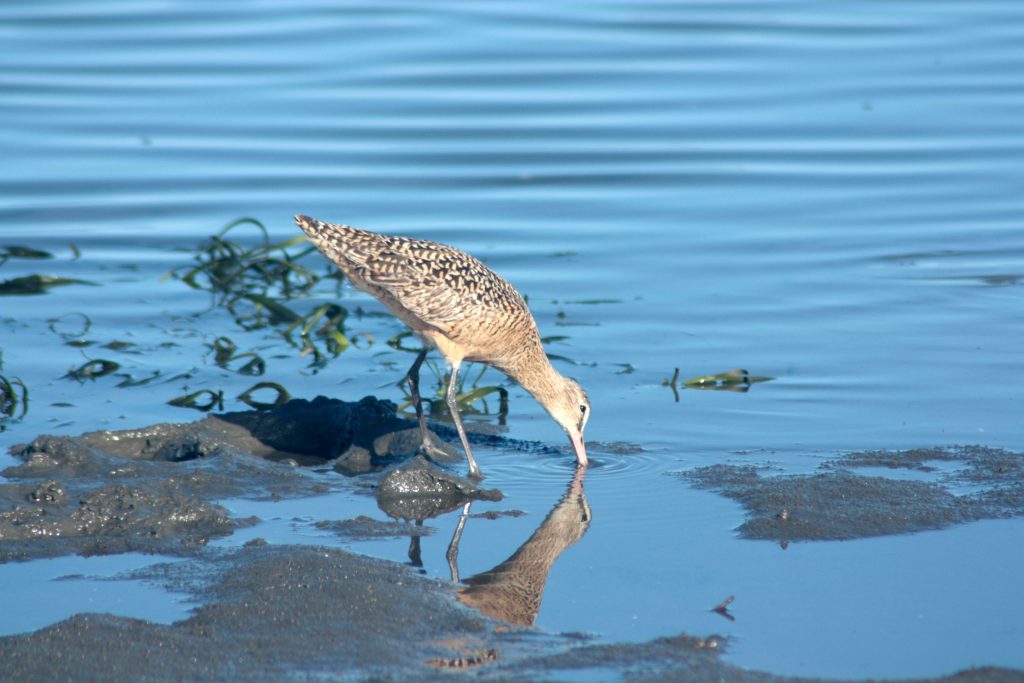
[2,1,1023,679]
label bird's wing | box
[354,236,526,334]
[296,215,527,335]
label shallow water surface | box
[1,0,1023,679]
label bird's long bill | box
[569,432,589,468]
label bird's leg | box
[447,360,482,479]
[405,348,431,447]
[407,520,424,569]
[446,501,472,583]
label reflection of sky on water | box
[1,0,1022,678]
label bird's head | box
[545,375,591,468]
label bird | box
[295,215,590,479]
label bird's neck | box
[499,342,563,409]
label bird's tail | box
[295,214,340,239]
[294,214,381,275]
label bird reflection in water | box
[450,467,591,626]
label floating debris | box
[0,245,53,265]
[0,275,96,296]
[712,595,736,622]
[663,368,774,400]
[63,359,120,382]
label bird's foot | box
[418,440,454,460]
[416,431,460,462]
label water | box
[0,553,192,636]
[1,0,1023,679]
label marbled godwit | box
[295,215,590,478]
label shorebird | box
[295,215,590,478]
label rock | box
[377,456,502,521]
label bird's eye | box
[579,404,587,415]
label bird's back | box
[296,215,541,363]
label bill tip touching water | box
[294,214,590,478]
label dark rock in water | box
[377,456,502,521]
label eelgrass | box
[663,368,774,401]
[170,218,349,367]
[0,351,29,426]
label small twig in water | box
[712,595,736,621]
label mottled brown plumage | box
[295,215,590,478]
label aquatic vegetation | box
[168,382,290,412]
[63,359,121,382]
[102,340,136,352]
[684,369,774,390]
[540,334,588,365]
[0,245,94,295]
[168,389,224,412]
[0,352,29,427]
[208,336,266,376]
[0,245,53,265]
[170,218,349,366]
[397,360,509,425]
[47,312,91,340]
[0,274,96,296]
[285,302,349,367]
[237,381,290,409]
[557,298,624,305]
[662,368,774,401]
[172,218,326,302]
[386,330,420,353]
[115,370,165,388]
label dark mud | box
[1,542,1021,683]
[3,403,1023,681]
[0,477,233,561]
[0,396,488,560]
[314,514,435,539]
[683,446,1024,542]
[0,544,487,682]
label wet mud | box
[683,446,1024,542]
[0,396,490,560]
[1,541,1021,682]
[1,528,735,681]
[314,514,434,540]
[2,400,1023,681]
